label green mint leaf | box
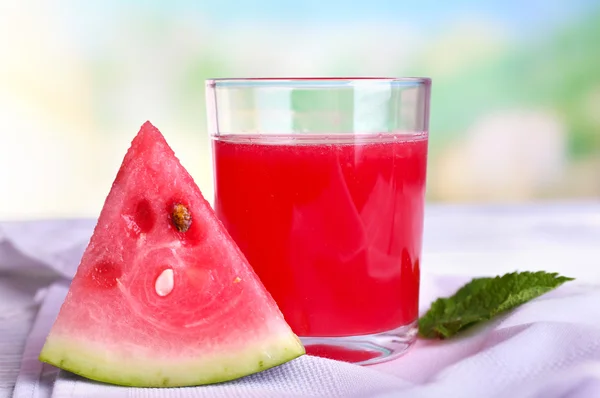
[418,271,574,339]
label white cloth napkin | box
[0,219,94,279]
[3,215,600,398]
[14,278,600,398]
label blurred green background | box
[1,0,599,219]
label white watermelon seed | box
[155,268,174,297]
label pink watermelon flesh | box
[39,121,304,387]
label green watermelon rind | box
[39,333,304,387]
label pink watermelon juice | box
[213,133,428,337]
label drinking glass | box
[206,78,431,364]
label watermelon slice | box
[39,121,304,387]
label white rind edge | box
[39,332,305,387]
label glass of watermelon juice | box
[206,78,430,365]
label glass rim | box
[206,77,431,89]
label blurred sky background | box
[1,0,599,219]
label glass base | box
[300,321,418,366]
